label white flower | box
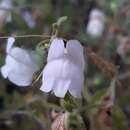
[86,9,105,37]
[1,37,39,86]
[40,38,85,98]
[0,0,13,23]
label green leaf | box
[90,88,106,106]
[68,112,86,130]
[63,94,78,112]
[112,105,129,130]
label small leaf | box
[57,16,68,27]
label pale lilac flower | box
[1,37,39,86]
[20,9,36,28]
[86,9,105,37]
[40,38,85,98]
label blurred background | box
[0,0,130,130]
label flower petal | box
[67,40,85,70]
[42,60,63,78]
[8,69,33,86]
[89,9,105,19]
[0,0,13,10]
[53,79,71,98]
[1,65,10,78]
[69,77,84,98]
[87,20,104,37]
[10,48,32,66]
[8,47,39,71]
[1,54,17,78]
[47,38,64,62]
[40,77,55,92]
[68,66,84,98]
[6,37,15,53]
[8,57,37,86]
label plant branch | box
[0,34,51,39]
